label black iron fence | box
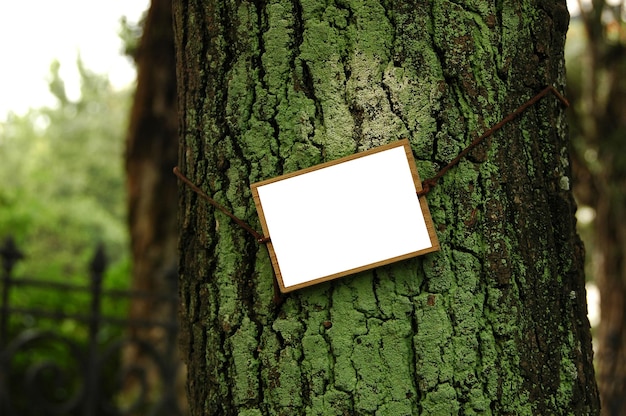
[0,237,186,416]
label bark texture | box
[173,0,600,414]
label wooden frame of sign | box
[251,139,439,293]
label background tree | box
[125,0,178,337]
[567,1,626,414]
[173,0,600,414]
[123,0,185,409]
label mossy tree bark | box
[173,0,600,414]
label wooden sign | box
[251,139,439,292]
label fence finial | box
[0,236,23,275]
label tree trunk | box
[173,0,600,414]
[124,0,184,408]
[567,2,626,414]
[594,173,626,416]
[126,0,178,340]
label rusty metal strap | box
[417,85,569,196]
[174,86,569,242]
[173,167,270,244]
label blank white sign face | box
[251,140,439,292]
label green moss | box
[275,89,321,172]
[383,259,423,298]
[463,386,491,414]
[556,332,579,409]
[413,293,454,390]
[477,329,499,399]
[214,226,243,333]
[382,66,439,141]
[452,250,481,291]
[262,2,295,94]
[272,298,304,345]
[349,272,379,316]
[389,3,446,158]
[301,334,331,395]
[204,326,230,406]
[375,400,414,416]
[342,2,418,149]
[432,1,472,78]
[348,0,392,57]
[242,121,279,181]
[327,283,367,392]
[298,14,355,158]
[420,383,460,415]
[305,389,352,416]
[252,247,278,325]
[225,164,253,219]
[352,318,388,413]
[423,249,455,293]
[228,317,260,405]
[237,409,263,416]
[375,272,414,319]
[299,286,332,335]
[556,356,577,409]
[259,329,304,410]
[348,316,417,413]
[274,346,304,408]
[380,319,416,400]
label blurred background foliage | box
[566,1,626,414]
[0,49,138,340]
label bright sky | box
[0,0,149,118]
